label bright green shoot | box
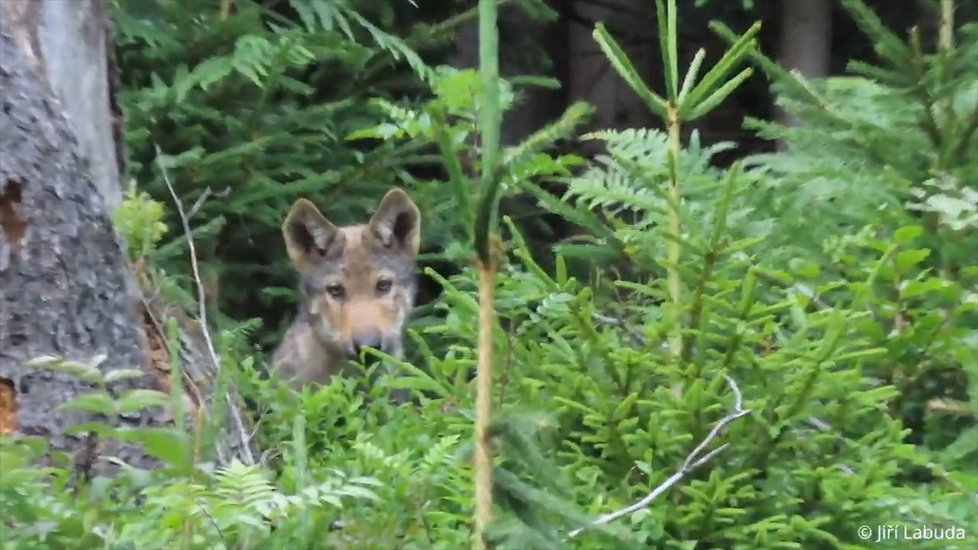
[592,0,759,120]
[590,0,760,382]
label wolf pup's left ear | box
[368,188,421,256]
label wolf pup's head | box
[282,188,421,361]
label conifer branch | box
[567,374,750,538]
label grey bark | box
[776,0,833,133]
[0,0,122,210]
[0,16,163,472]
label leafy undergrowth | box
[2,0,977,549]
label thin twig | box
[186,186,231,221]
[567,374,750,538]
[590,312,648,346]
[186,187,212,221]
[155,145,256,466]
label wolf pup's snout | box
[349,329,383,358]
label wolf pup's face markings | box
[272,188,421,388]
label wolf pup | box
[271,188,421,389]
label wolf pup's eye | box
[375,278,393,295]
[325,284,345,299]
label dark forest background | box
[1,0,975,548]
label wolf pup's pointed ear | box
[368,188,421,256]
[282,198,341,271]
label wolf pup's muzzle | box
[346,329,384,359]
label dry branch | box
[153,146,257,466]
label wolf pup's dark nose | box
[349,329,383,358]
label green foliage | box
[725,0,978,486]
[349,65,589,260]
[3,0,976,549]
[0,433,381,549]
[592,2,758,121]
[112,0,476,344]
[113,187,169,262]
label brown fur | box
[272,188,421,389]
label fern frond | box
[342,6,433,83]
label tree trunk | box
[775,0,832,137]
[0,9,162,471]
[0,1,257,471]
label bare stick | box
[939,0,954,52]
[155,145,255,466]
[567,374,750,538]
[474,259,496,550]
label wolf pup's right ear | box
[282,198,340,271]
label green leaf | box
[335,485,381,501]
[26,356,104,383]
[117,427,192,469]
[893,225,923,245]
[683,21,761,116]
[899,277,945,299]
[115,389,172,414]
[943,428,978,461]
[385,359,451,398]
[895,248,931,272]
[385,375,450,397]
[611,392,639,421]
[686,67,754,120]
[834,347,888,362]
[678,48,706,104]
[104,368,148,385]
[57,391,116,416]
[655,0,678,100]
[65,422,119,438]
